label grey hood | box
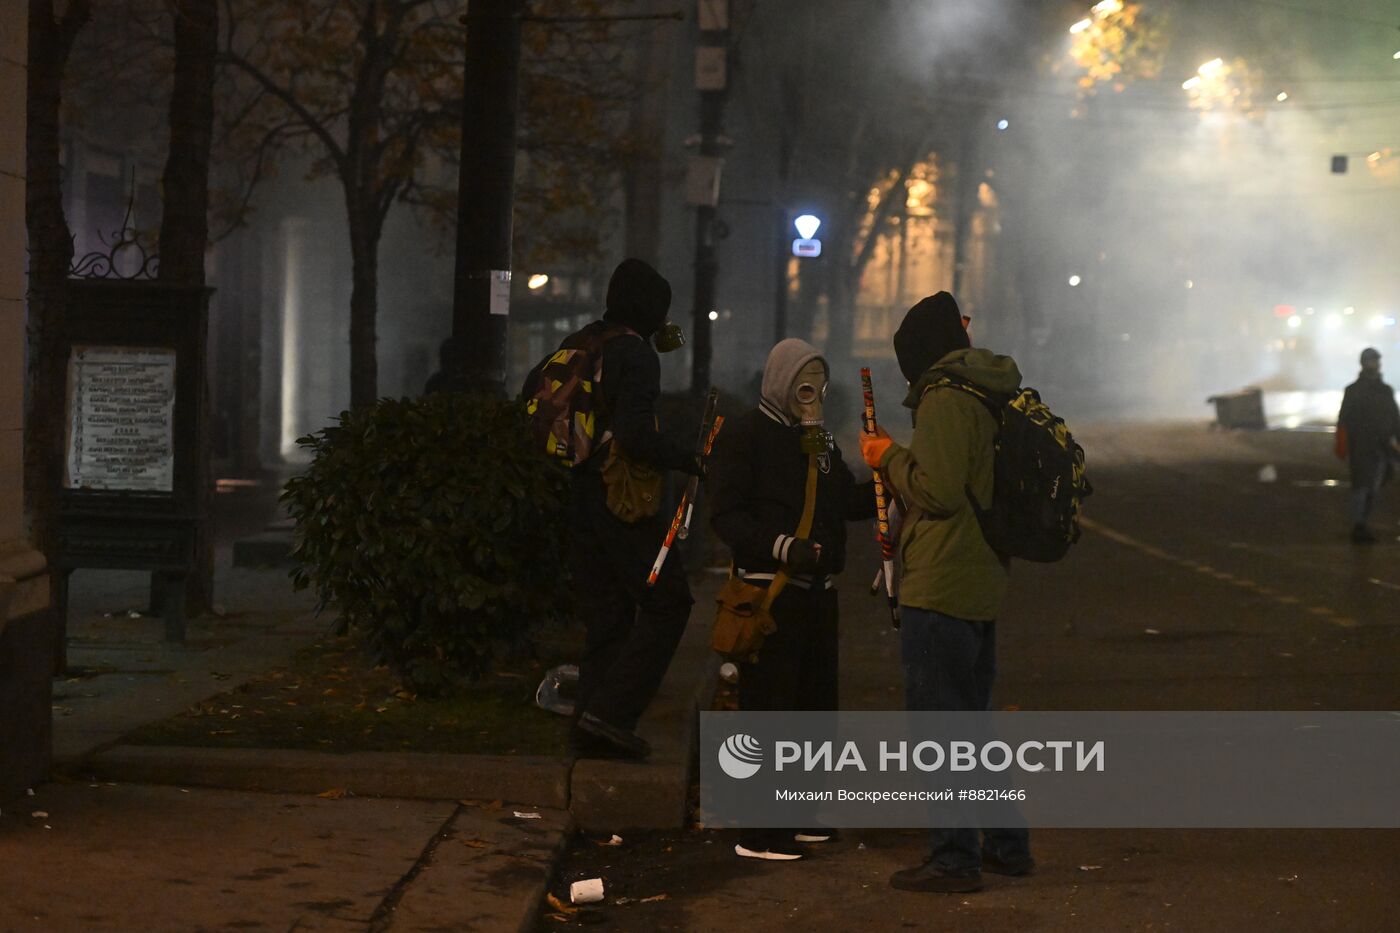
[759,338,825,426]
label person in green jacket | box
[859,291,1033,894]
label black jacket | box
[1339,373,1400,485]
[709,408,875,580]
[596,334,694,474]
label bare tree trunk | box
[622,4,673,265]
[347,214,379,409]
[25,0,92,672]
[158,0,216,281]
[157,0,218,618]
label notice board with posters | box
[65,345,178,492]
[55,280,212,643]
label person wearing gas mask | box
[529,259,701,760]
[708,338,875,861]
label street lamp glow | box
[1344,306,1356,315]
[1091,0,1122,14]
[1324,313,1342,330]
[996,118,1010,131]
[1393,50,1400,60]
[1198,58,1224,75]
[1068,274,1082,287]
[794,214,822,240]
[1276,91,1288,102]
[1182,76,1202,90]
[1069,17,1091,34]
[708,310,719,322]
[1287,315,1302,329]
[527,273,549,290]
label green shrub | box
[281,393,571,696]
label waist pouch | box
[600,442,663,523]
[711,453,819,662]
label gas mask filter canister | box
[652,322,687,353]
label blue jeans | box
[900,606,1030,872]
[1352,469,1385,526]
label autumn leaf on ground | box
[545,894,577,915]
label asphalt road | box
[542,423,1400,932]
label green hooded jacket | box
[878,347,1022,622]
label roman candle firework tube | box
[647,390,723,587]
[860,368,900,627]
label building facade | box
[1,2,55,801]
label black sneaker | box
[981,853,1036,876]
[1352,524,1377,545]
[576,713,650,759]
[794,828,839,844]
[735,839,804,861]
[889,862,983,893]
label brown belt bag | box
[712,454,819,662]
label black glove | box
[786,538,822,575]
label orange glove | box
[860,426,894,469]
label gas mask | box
[652,322,686,353]
[790,359,833,453]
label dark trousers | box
[569,474,693,733]
[738,584,839,712]
[738,584,838,850]
[900,606,1030,872]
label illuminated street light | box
[1068,274,1082,287]
[1091,0,1122,14]
[1069,17,1091,34]
[708,310,719,322]
[997,118,1010,131]
[527,274,549,290]
[1325,314,1342,330]
[1182,76,1201,90]
[1276,91,1288,102]
[1287,316,1302,329]
[1393,50,1400,60]
[1198,58,1224,75]
[1344,307,1356,316]
[794,214,821,239]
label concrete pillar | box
[0,0,55,801]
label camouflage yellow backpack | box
[522,321,636,466]
[929,374,1092,563]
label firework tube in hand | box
[860,368,900,628]
[647,390,722,586]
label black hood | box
[893,292,971,383]
[603,258,671,339]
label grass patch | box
[125,627,582,756]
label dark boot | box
[890,861,983,893]
[576,712,650,759]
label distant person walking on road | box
[1337,347,1400,544]
[860,292,1033,894]
[708,339,874,862]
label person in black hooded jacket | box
[536,259,700,759]
[708,338,874,861]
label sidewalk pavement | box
[52,547,322,764]
[10,535,726,931]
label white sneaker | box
[734,842,804,861]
